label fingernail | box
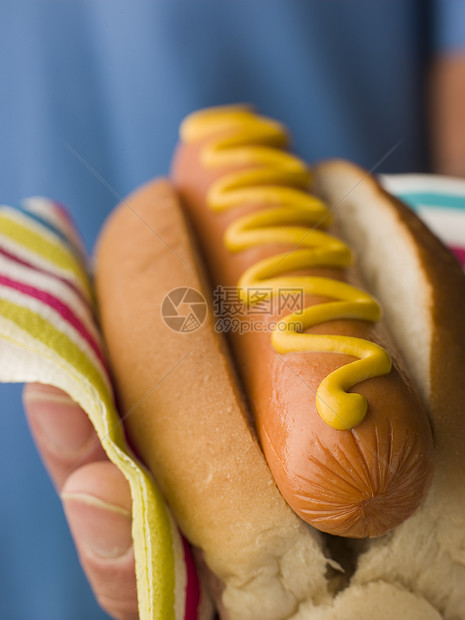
[24,389,94,452]
[62,493,133,559]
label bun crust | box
[314,160,465,618]
[95,179,331,620]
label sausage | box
[170,105,434,538]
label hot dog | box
[94,106,465,619]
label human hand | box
[430,52,465,178]
[23,383,139,620]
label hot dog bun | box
[95,179,332,620]
[313,159,465,619]
[94,110,465,618]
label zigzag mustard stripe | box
[182,106,392,430]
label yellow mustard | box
[180,105,391,431]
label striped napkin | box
[0,174,464,619]
[0,198,210,620]
[380,174,465,267]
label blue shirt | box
[1,1,464,618]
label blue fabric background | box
[1,1,464,618]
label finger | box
[62,461,138,620]
[23,382,107,490]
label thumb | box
[62,461,138,620]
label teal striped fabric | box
[381,174,465,266]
